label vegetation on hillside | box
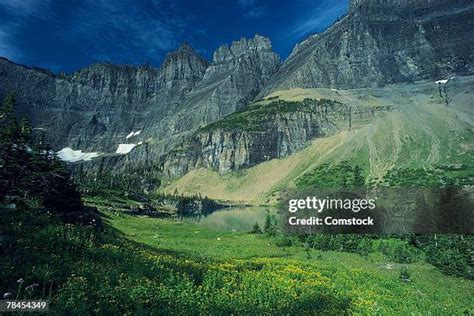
[290,160,473,279]
[74,163,163,195]
[264,231,473,280]
[106,213,473,314]
[199,98,346,132]
[2,206,355,314]
[380,166,473,187]
[296,161,366,188]
[83,189,226,217]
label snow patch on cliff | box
[57,147,99,162]
[435,77,455,85]
[126,130,141,139]
[116,144,136,154]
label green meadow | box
[104,210,473,314]
[3,203,472,314]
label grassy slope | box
[105,211,473,314]
[162,76,474,204]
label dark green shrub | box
[375,239,421,263]
[399,267,411,282]
[250,222,262,234]
[273,235,298,247]
[263,212,278,236]
[421,235,473,279]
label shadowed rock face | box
[260,0,474,95]
[0,35,280,154]
[0,43,209,152]
[162,99,352,177]
[165,35,281,138]
[193,35,279,117]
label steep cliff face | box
[162,99,351,177]
[0,43,209,151]
[200,35,280,117]
[0,35,280,155]
[164,35,281,136]
[70,43,209,106]
[260,0,474,94]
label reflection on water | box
[179,206,280,232]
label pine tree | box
[0,92,32,200]
[263,212,272,232]
[263,212,277,236]
[0,92,92,224]
[251,222,262,234]
[0,92,19,149]
[353,165,365,187]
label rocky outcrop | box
[0,35,280,156]
[162,99,350,177]
[260,0,474,95]
[163,35,281,136]
[0,43,209,152]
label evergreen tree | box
[0,92,32,200]
[251,222,262,234]
[263,212,272,232]
[353,165,365,187]
[0,92,93,224]
[263,212,277,236]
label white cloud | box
[236,0,267,19]
[282,0,348,39]
[0,29,19,59]
[0,0,199,68]
[0,0,52,60]
[66,0,187,64]
[0,0,52,19]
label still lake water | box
[179,206,280,232]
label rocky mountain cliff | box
[162,99,353,177]
[0,35,280,155]
[260,0,474,95]
[160,35,280,139]
[0,43,209,151]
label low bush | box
[399,267,411,282]
[306,234,374,257]
[374,239,422,264]
[418,235,473,279]
[273,235,299,247]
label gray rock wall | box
[162,99,351,177]
[0,35,280,155]
[260,0,474,95]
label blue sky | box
[0,0,349,73]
